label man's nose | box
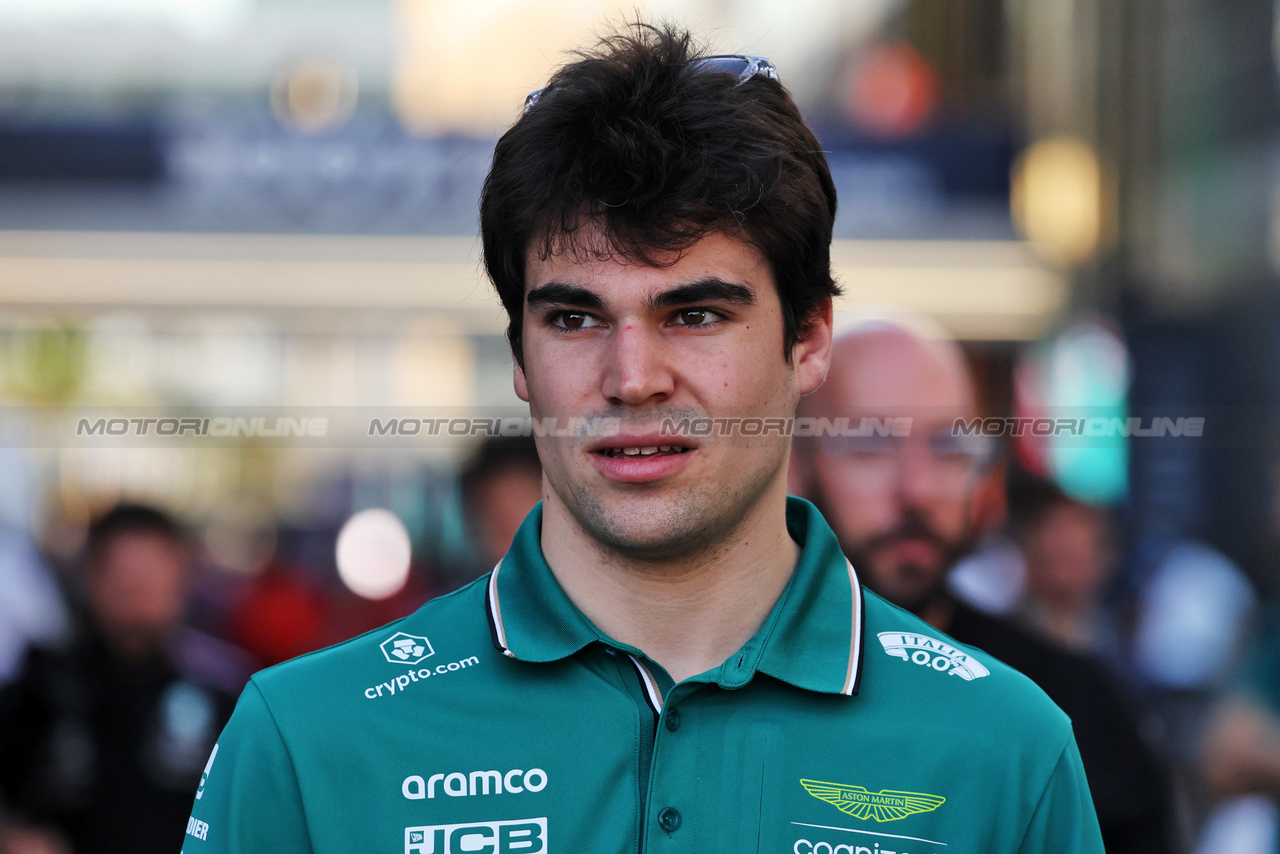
[600,323,675,406]
[894,445,945,504]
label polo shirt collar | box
[485,497,865,696]
[484,502,599,663]
[734,497,866,696]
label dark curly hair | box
[480,22,841,367]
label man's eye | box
[552,312,600,330]
[672,309,722,327]
[848,435,897,455]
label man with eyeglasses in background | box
[792,318,1174,853]
[185,24,1103,853]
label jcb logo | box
[405,818,545,854]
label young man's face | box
[515,230,831,560]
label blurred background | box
[0,0,1277,852]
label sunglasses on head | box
[523,54,780,114]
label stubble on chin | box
[560,451,787,566]
[871,561,946,616]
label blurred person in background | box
[459,435,543,570]
[791,319,1174,853]
[0,449,69,688]
[0,532,69,690]
[1008,477,1124,660]
[1198,611,1280,852]
[1193,454,1280,852]
[0,504,246,854]
[226,552,435,668]
[224,557,331,668]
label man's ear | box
[514,356,530,402]
[794,297,834,395]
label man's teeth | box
[611,446,684,457]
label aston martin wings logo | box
[800,779,945,822]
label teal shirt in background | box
[185,498,1103,854]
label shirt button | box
[664,708,682,732]
[657,807,682,832]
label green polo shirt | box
[185,497,1102,854]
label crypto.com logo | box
[381,632,435,665]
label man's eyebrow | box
[525,282,605,311]
[649,279,757,310]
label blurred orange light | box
[1011,136,1102,268]
[270,60,358,135]
[842,42,938,139]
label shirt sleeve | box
[1018,733,1106,854]
[183,679,315,854]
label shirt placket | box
[617,653,754,854]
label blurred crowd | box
[0,319,1277,854]
[0,436,542,854]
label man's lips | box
[587,436,697,484]
[881,536,941,564]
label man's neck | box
[540,491,799,684]
[1017,594,1093,650]
[919,593,956,633]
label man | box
[0,504,244,854]
[187,25,1102,853]
[1009,477,1121,655]
[792,320,1172,853]
[1201,616,1280,822]
[458,435,543,571]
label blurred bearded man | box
[793,319,1173,853]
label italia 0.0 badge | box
[877,631,990,681]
